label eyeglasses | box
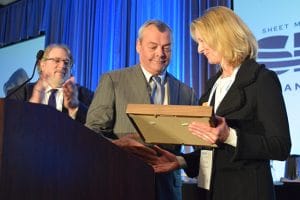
[43,57,72,67]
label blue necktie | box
[48,89,58,108]
[150,76,164,104]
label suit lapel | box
[166,74,180,105]
[130,65,152,103]
[216,59,262,116]
[216,84,245,116]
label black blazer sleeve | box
[182,150,201,178]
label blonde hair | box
[190,6,257,66]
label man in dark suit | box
[6,44,93,124]
[85,20,198,200]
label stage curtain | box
[0,0,232,95]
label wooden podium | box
[0,99,155,200]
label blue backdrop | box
[0,0,231,96]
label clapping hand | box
[63,76,79,112]
[29,74,48,103]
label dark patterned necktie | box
[48,89,58,108]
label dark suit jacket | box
[183,59,291,200]
[6,82,94,124]
[86,64,198,200]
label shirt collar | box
[140,65,167,83]
[45,85,63,93]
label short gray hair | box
[138,20,172,41]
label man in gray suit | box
[85,20,198,200]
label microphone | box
[36,50,45,61]
[6,50,44,98]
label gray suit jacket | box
[86,64,198,138]
[86,64,198,200]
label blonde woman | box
[151,6,291,200]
